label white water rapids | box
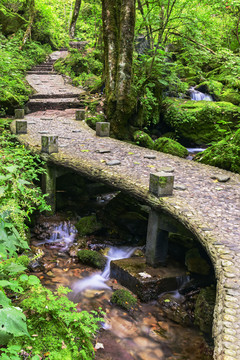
[189,87,213,101]
[72,246,136,292]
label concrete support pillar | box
[96,122,110,137]
[76,109,85,121]
[146,209,169,266]
[42,165,56,215]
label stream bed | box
[30,215,213,360]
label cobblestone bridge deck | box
[12,51,240,360]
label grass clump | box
[111,289,137,311]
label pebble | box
[174,184,187,191]
[106,160,121,166]
[96,148,111,153]
[211,175,230,182]
[144,154,156,159]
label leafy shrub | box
[0,32,51,114]
[9,285,104,360]
[111,289,137,311]
[0,131,50,241]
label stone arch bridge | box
[10,50,240,360]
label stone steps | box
[27,97,83,111]
[31,93,80,99]
[27,71,57,75]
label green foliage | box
[77,250,107,270]
[0,131,50,240]
[111,289,137,311]
[0,32,51,115]
[9,284,104,359]
[154,137,188,158]
[54,49,103,90]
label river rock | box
[158,293,193,326]
[185,248,211,275]
[194,286,215,335]
[76,214,103,236]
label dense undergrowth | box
[0,126,103,359]
[0,33,51,116]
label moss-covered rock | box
[163,98,240,145]
[77,249,107,269]
[194,129,240,174]
[154,137,188,158]
[220,88,240,105]
[185,248,211,276]
[133,130,154,149]
[86,114,105,130]
[196,80,223,99]
[111,289,137,311]
[0,5,26,36]
[76,214,102,236]
[194,286,215,335]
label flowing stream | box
[72,246,136,293]
[31,218,213,360]
[189,87,213,101]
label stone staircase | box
[26,52,85,112]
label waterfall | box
[37,221,77,250]
[72,246,136,292]
[189,87,213,101]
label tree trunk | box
[69,0,82,39]
[102,0,136,139]
[20,0,35,50]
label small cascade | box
[72,246,136,293]
[176,275,191,289]
[189,87,213,101]
[37,221,77,250]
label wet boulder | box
[111,289,137,311]
[185,248,211,276]
[154,137,188,158]
[76,214,103,236]
[194,286,215,335]
[158,293,193,327]
[163,98,240,145]
[133,130,154,149]
[77,249,107,270]
[194,129,240,174]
